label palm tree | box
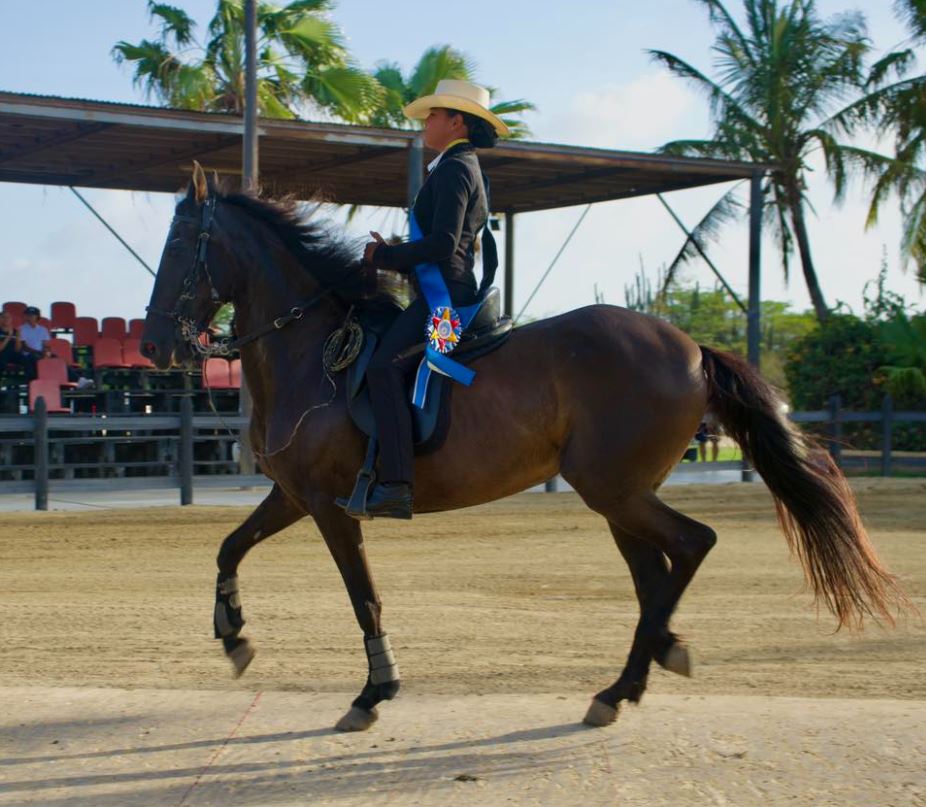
[831,1,926,283]
[650,0,881,322]
[369,45,536,139]
[113,0,382,122]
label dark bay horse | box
[142,164,905,731]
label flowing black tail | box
[700,345,908,629]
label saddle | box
[346,286,512,454]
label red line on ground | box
[176,690,263,807]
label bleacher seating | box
[123,338,154,369]
[101,317,127,342]
[36,358,76,388]
[28,380,70,413]
[229,358,241,389]
[128,319,146,340]
[47,338,78,367]
[92,338,129,370]
[73,317,99,347]
[4,300,241,427]
[203,358,233,389]
[50,301,77,331]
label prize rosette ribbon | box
[426,306,463,354]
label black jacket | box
[373,141,487,305]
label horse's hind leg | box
[214,483,305,676]
[309,494,399,732]
[581,492,716,726]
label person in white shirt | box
[19,306,51,358]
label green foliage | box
[113,0,381,121]
[625,267,815,389]
[831,1,926,282]
[368,45,535,138]
[783,268,926,449]
[651,0,887,321]
[784,314,886,410]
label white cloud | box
[536,71,707,151]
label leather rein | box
[145,195,334,357]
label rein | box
[151,193,366,459]
[145,196,335,358]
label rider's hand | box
[362,241,380,265]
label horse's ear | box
[191,161,208,203]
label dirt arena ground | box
[1,479,924,805]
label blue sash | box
[409,210,483,408]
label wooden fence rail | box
[1,395,923,510]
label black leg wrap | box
[352,678,401,712]
[214,573,246,640]
[223,635,247,655]
[352,632,400,711]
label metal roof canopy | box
[0,92,760,214]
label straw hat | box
[403,79,510,137]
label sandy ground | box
[0,479,924,805]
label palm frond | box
[408,45,474,97]
[660,184,745,293]
[147,1,196,47]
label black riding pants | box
[366,296,430,485]
[368,277,478,485]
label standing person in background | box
[695,410,722,462]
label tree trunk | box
[787,183,829,323]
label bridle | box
[145,195,333,358]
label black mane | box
[214,187,403,310]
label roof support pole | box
[747,171,762,369]
[742,171,763,483]
[238,0,259,478]
[242,0,259,192]
[407,133,424,209]
[504,210,515,318]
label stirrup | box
[339,436,378,520]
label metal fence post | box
[180,396,193,506]
[828,394,842,466]
[881,394,893,477]
[34,397,48,511]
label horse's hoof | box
[660,642,692,677]
[335,706,378,732]
[228,639,255,678]
[583,699,619,727]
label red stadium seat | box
[93,337,129,369]
[2,301,26,317]
[38,317,53,332]
[101,317,127,342]
[46,338,78,367]
[50,301,77,331]
[36,357,76,388]
[3,302,26,329]
[229,358,241,389]
[28,380,70,413]
[128,318,146,340]
[202,358,232,389]
[123,338,154,369]
[73,317,99,347]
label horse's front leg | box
[214,483,305,676]
[309,494,399,732]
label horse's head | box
[141,162,231,369]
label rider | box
[347,80,509,520]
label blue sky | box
[0,1,920,323]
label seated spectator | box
[20,306,93,388]
[19,306,51,358]
[0,311,38,380]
